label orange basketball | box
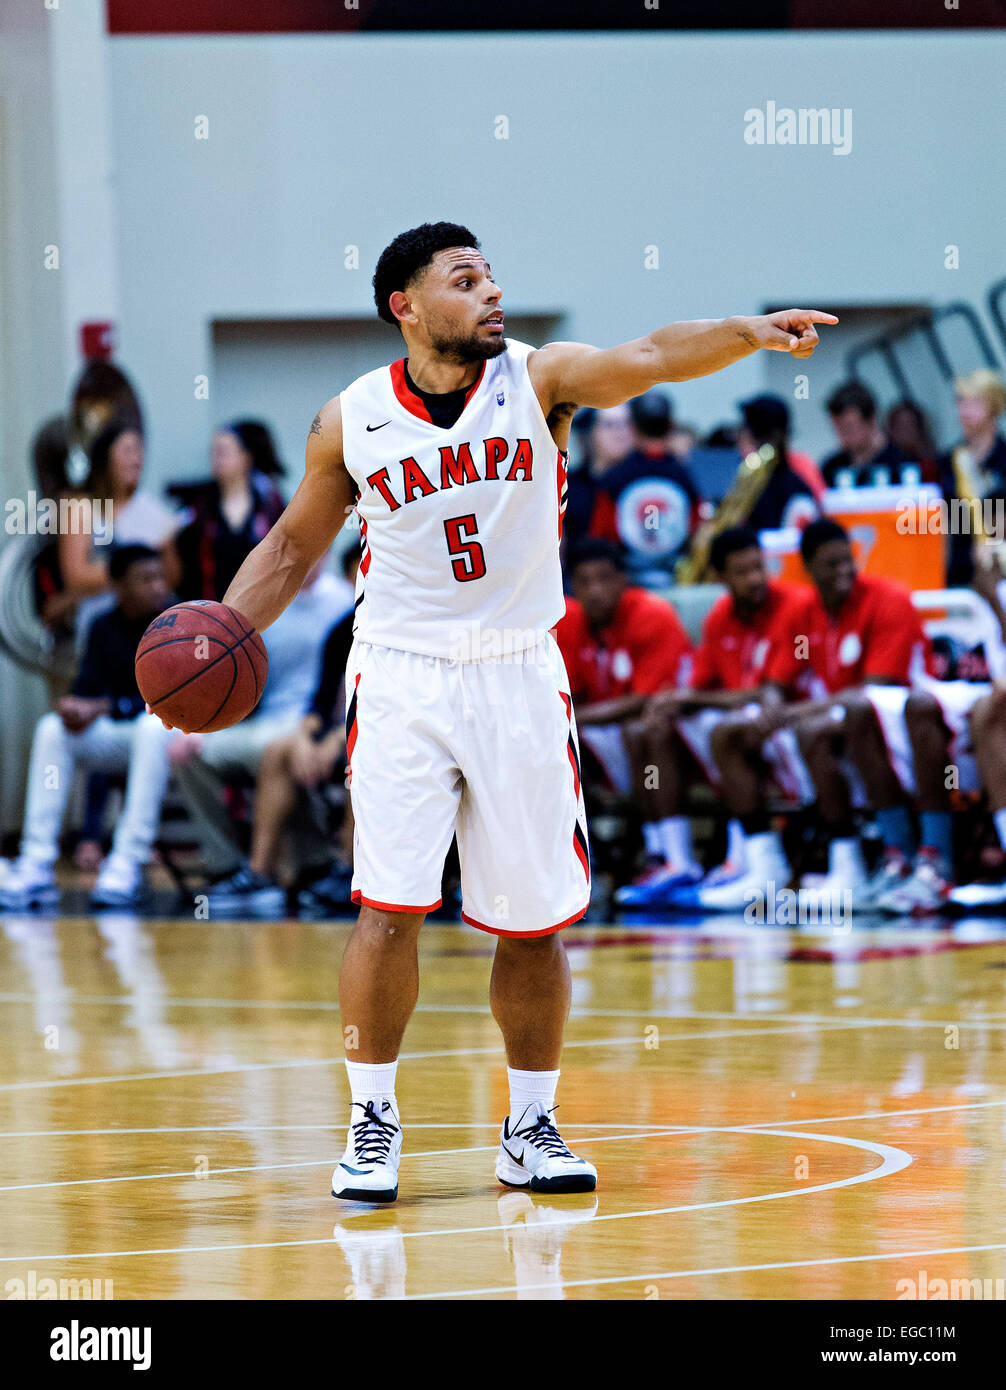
[135,600,268,733]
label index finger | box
[794,310,839,325]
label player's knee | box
[37,710,63,740]
[968,693,993,741]
[904,691,941,735]
[355,904,425,942]
[709,715,746,759]
[840,692,873,735]
[795,715,829,758]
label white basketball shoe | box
[331,1097,402,1203]
[496,1102,598,1193]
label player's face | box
[212,430,252,485]
[721,547,768,609]
[808,539,856,607]
[956,392,994,438]
[411,247,506,364]
[830,407,874,454]
[573,559,626,628]
[109,430,144,494]
[118,558,171,619]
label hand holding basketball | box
[135,600,268,734]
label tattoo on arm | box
[738,328,757,349]
[309,413,323,437]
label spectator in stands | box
[0,546,175,912]
[52,420,178,638]
[68,359,144,474]
[886,399,938,484]
[615,527,809,908]
[554,539,692,823]
[694,519,931,910]
[588,390,701,583]
[29,417,73,639]
[561,405,634,562]
[821,382,909,488]
[201,598,358,916]
[938,369,1006,586]
[171,421,286,602]
[669,422,699,463]
[735,394,823,529]
[168,556,350,893]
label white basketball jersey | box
[340,339,568,661]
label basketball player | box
[217,222,835,1202]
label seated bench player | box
[615,526,809,908]
[870,568,1006,913]
[1,545,175,911]
[554,539,692,839]
[169,556,350,903]
[199,596,357,916]
[694,519,932,911]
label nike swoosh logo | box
[366,421,391,432]
[501,1141,525,1166]
[339,1165,372,1175]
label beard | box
[428,323,508,365]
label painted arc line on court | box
[0,1126,911,1263]
[0,1128,677,1194]
[0,1092,1005,1141]
[407,1241,1006,1300]
[0,1022,852,1092]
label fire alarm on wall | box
[79,321,116,359]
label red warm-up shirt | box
[765,573,931,695]
[556,588,692,703]
[690,580,806,693]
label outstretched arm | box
[223,398,355,632]
[528,309,838,413]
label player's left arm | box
[528,310,838,414]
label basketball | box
[135,600,268,733]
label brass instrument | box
[675,444,779,584]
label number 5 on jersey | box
[444,513,487,582]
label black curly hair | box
[373,222,481,326]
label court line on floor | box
[408,1241,1006,1299]
[2,1094,1003,1142]
[0,1126,910,1262]
[0,1022,857,1093]
[0,1128,679,1194]
[2,990,1006,1032]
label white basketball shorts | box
[868,674,988,796]
[344,634,591,936]
[677,706,816,805]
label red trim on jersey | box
[573,821,590,882]
[556,450,567,540]
[359,517,371,577]
[346,671,361,777]
[462,361,486,408]
[461,904,589,937]
[351,890,443,913]
[389,358,485,422]
[390,359,433,422]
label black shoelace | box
[514,1108,572,1158]
[350,1101,398,1165]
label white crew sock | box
[726,819,747,866]
[642,822,663,859]
[658,815,695,871]
[994,809,1006,851]
[508,1066,560,1120]
[345,1059,398,1105]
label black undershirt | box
[404,361,470,430]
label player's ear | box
[388,290,417,326]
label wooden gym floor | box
[2,909,1006,1301]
